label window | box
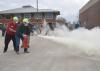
[6,15,11,19]
[44,13,53,19]
[0,15,2,19]
[24,14,32,18]
[34,13,42,19]
[15,14,21,18]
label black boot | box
[3,47,7,53]
[3,50,7,53]
[24,48,29,53]
[16,51,19,54]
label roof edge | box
[80,0,99,14]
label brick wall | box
[79,0,100,29]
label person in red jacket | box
[3,17,19,54]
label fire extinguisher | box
[23,34,28,48]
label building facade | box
[79,0,100,29]
[0,5,60,24]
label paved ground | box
[0,36,100,71]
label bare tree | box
[56,17,75,31]
[57,17,66,24]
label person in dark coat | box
[15,21,23,54]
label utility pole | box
[36,0,41,34]
[36,0,38,23]
[37,0,38,13]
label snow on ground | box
[40,25,100,56]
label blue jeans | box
[15,35,20,51]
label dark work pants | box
[4,34,18,52]
[24,48,28,52]
[2,29,5,37]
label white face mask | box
[14,20,18,23]
[24,23,28,26]
[16,22,18,23]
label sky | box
[0,0,89,22]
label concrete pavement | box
[0,36,100,71]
